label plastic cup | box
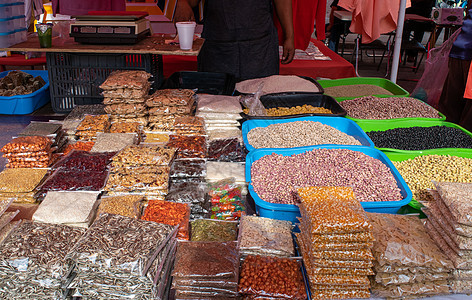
[36,23,53,48]
[176,22,196,50]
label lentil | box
[323,84,393,98]
[367,126,472,150]
[247,121,361,149]
[96,195,144,219]
[392,155,472,203]
[142,200,190,240]
[251,149,402,204]
[239,255,307,300]
[0,168,48,193]
[190,219,237,242]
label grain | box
[247,121,361,149]
[339,96,441,119]
[323,84,393,98]
[0,168,48,193]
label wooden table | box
[0,34,204,113]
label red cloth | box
[162,39,355,79]
[338,0,399,44]
[274,0,325,50]
[51,0,125,16]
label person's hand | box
[281,37,295,64]
[174,0,195,23]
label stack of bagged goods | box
[171,241,239,299]
[167,133,207,159]
[166,159,209,220]
[0,70,46,96]
[1,136,54,168]
[142,200,190,240]
[173,116,206,135]
[0,221,85,298]
[65,213,177,299]
[18,121,67,155]
[368,212,453,298]
[206,161,246,194]
[32,191,101,228]
[100,70,152,126]
[61,105,107,138]
[207,178,245,220]
[235,74,321,95]
[104,145,175,199]
[239,215,294,257]
[145,89,195,132]
[196,94,243,140]
[296,186,374,300]
[422,182,472,293]
[0,168,48,203]
[39,151,114,196]
[90,132,138,153]
[74,114,111,141]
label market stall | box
[0,69,471,300]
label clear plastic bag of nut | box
[237,215,295,257]
[1,135,52,153]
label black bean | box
[367,126,472,150]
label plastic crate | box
[0,70,50,114]
[241,93,346,119]
[162,71,236,95]
[242,116,374,152]
[246,145,413,223]
[46,52,163,113]
[385,150,472,210]
[356,119,472,153]
[318,77,409,101]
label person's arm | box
[174,0,201,23]
[273,0,295,64]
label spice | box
[96,195,144,219]
[172,241,238,279]
[142,200,190,240]
[0,168,48,193]
[239,255,307,300]
[190,219,238,242]
[247,121,362,149]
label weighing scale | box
[70,11,151,44]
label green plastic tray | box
[356,119,472,154]
[318,77,409,102]
[385,150,472,209]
